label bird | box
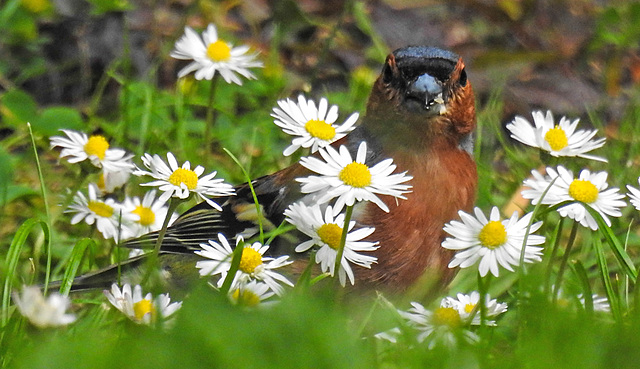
[63,46,477,296]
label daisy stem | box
[153,197,180,255]
[204,76,219,150]
[477,273,491,329]
[553,220,579,302]
[334,205,354,287]
[544,217,565,296]
[140,197,180,286]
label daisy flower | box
[392,301,478,348]
[297,141,412,214]
[521,166,626,230]
[229,280,276,307]
[122,190,177,237]
[13,286,76,328]
[66,183,133,241]
[443,291,508,326]
[284,202,378,286]
[626,177,640,211]
[104,283,182,325]
[170,23,263,84]
[271,95,358,156]
[506,110,607,162]
[442,207,545,277]
[98,167,132,194]
[133,152,235,210]
[195,234,293,295]
[50,129,134,172]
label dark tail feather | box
[47,254,150,292]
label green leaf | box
[31,106,84,136]
[0,185,38,207]
[0,89,38,128]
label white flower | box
[443,291,507,326]
[626,177,640,211]
[506,110,607,162]
[66,183,133,241]
[397,301,478,348]
[50,129,134,172]
[195,234,293,295]
[104,283,182,325]
[442,207,545,277]
[284,202,378,286]
[13,286,76,328]
[122,190,177,237]
[522,166,626,230]
[229,280,276,307]
[271,95,358,156]
[297,141,412,214]
[170,23,262,84]
[134,152,235,211]
[98,168,132,193]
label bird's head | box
[366,46,476,147]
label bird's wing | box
[120,163,309,253]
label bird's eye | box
[459,68,468,87]
[382,63,394,84]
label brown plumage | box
[66,46,477,295]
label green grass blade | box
[1,218,47,327]
[569,260,593,314]
[59,238,95,296]
[27,122,52,291]
[219,237,245,296]
[223,148,264,243]
[586,206,637,280]
[593,236,621,323]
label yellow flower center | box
[133,298,155,321]
[544,125,569,151]
[239,248,263,274]
[478,220,507,249]
[84,135,109,160]
[316,223,343,250]
[168,168,198,190]
[132,205,156,227]
[304,119,336,141]
[568,179,599,203]
[464,303,476,314]
[232,289,261,307]
[339,162,372,188]
[206,40,231,61]
[88,200,114,218]
[432,307,462,328]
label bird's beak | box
[406,74,447,115]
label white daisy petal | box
[442,206,545,277]
[506,110,607,162]
[284,202,379,286]
[195,234,293,295]
[521,165,626,230]
[134,152,235,210]
[297,141,412,214]
[170,23,262,83]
